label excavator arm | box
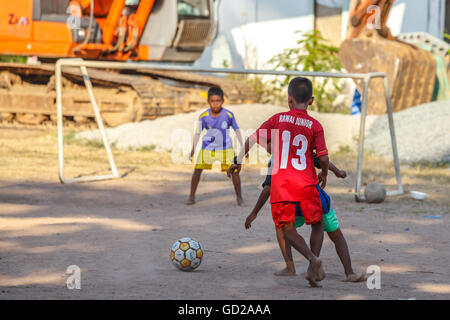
[340,0,437,114]
[70,0,155,58]
[348,0,395,40]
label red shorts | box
[271,190,323,229]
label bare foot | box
[317,265,326,281]
[343,273,366,283]
[236,197,244,206]
[306,263,325,282]
[305,257,322,288]
[274,268,297,276]
[185,198,195,205]
[311,257,325,281]
[305,270,320,288]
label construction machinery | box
[339,0,437,114]
[0,0,256,127]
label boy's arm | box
[318,155,329,189]
[329,161,347,178]
[236,129,244,149]
[313,153,346,178]
[227,117,275,177]
[190,117,205,160]
[190,133,200,160]
[313,123,329,188]
[230,114,243,148]
[226,137,256,177]
[245,186,270,229]
[235,129,249,160]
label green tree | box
[266,29,344,112]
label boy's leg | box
[309,219,326,281]
[274,227,296,276]
[274,216,305,276]
[322,208,364,282]
[186,169,203,205]
[310,219,324,256]
[281,223,322,287]
[327,228,365,282]
[297,189,326,282]
[231,172,244,206]
[327,228,353,276]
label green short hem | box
[294,208,339,233]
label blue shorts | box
[294,186,340,232]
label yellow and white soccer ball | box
[170,237,204,271]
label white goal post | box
[55,58,404,201]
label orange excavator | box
[339,0,437,114]
[0,0,256,126]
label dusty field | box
[0,127,449,300]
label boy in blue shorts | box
[245,155,365,282]
[186,86,244,206]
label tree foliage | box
[265,29,344,112]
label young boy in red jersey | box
[227,77,328,287]
[245,154,365,282]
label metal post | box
[56,60,120,184]
[383,76,404,196]
[354,76,371,201]
[56,60,65,183]
[80,66,119,177]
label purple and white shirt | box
[196,108,239,151]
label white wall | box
[231,15,314,69]
[196,0,314,68]
[382,0,445,38]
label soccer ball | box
[364,182,386,203]
[170,237,204,271]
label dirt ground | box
[0,127,449,300]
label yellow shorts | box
[195,148,235,172]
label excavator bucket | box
[339,33,436,114]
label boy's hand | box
[245,212,257,229]
[318,172,327,189]
[227,164,241,178]
[189,149,195,162]
[334,169,347,179]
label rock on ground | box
[364,101,450,163]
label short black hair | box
[288,77,313,103]
[208,86,224,99]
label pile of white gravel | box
[77,101,450,163]
[364,100,450,163]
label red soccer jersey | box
[251,108,328,203]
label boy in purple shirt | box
[186,87,244,206]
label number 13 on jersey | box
[280,130,308,171]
